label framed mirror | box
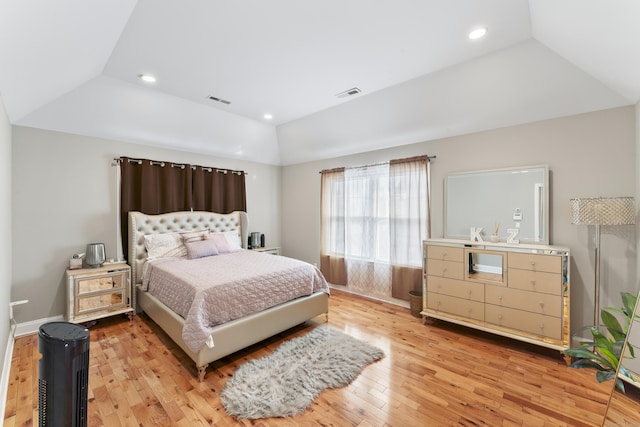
[445,165,549,245]
[602,292,640,426]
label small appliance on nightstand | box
[66,262,133,324]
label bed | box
[128,210,330,381]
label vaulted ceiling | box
[1,1,638,165]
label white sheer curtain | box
[344,164,391,297]
[320,156,430,300]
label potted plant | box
[563,292,638,392]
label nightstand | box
[250,246,281,255]
[66,262,133,324]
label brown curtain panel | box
[192,167,246,213]
[120,157,193,260]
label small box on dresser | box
[423,238,570,355]
[66,262,133,324]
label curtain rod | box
[319,155,435,174]
[112,157,247,175]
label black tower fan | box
[38,322,90,427]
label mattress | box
[141,250,329,352]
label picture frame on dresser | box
[422,238,571,361]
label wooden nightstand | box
[66,262,133,324]
[250,246,281,255]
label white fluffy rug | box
[220,326,385,419]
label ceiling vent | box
[335,87,362,98]
[208,95,231,105]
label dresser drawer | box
[485,285,561,317]
[426,245,464,262]
[508,252,561,274]
[427,276,484,302]
[508,269,563,295]
[427,259,464,280]
[485,304,562,340]
[427,292,484,321]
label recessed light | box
[138,74,156,83]
[263,114,273,120]
[468,27,487,40]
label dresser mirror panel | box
[445,165,549,244]
[465,248,505,285]
[603,292,640,426]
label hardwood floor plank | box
[4,289,618,426]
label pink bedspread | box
[141,250,329,352]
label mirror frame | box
[444,164,550,245]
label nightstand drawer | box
[77,290,126,315]
[76,273,125,294]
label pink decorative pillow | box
[206,232,230,253]
[185,239,219,259]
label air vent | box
[335,87,362,98]
[208,95,231,105]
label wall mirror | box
[602,292,640,426]
[445,165,549,245]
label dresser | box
[423,239,570,353]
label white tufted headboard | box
[128,210,249,286]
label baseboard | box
[328,284,410,308]
[15,315,64,337]
[0,322,16,425]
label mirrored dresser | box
[422,238,570,355]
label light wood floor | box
[4,290,614,426]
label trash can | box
[409,290,423,318]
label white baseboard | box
[328,284,410,308]
[0,323,16,426]
[15,315,64,337]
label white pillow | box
[222,230,242,251]
[208,230,242,251]
[144,233,187,260]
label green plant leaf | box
[569,359,606,370]
[597,347,619,371]
[621,292,638,318]
[596,370,616,383]
[601,311,625,341]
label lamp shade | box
[570,197,635,226]
[85,243,106,267]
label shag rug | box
[220,326,385,419]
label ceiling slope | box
[1,1,638,166]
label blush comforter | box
[141,250,329,352]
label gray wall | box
[11,126,282,323]
[0,96,12,375]
[281,106,637,332]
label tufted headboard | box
[128,210,249,286]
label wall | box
[281,106,636,332]
[0,96,12,387]
[11,126,281,324]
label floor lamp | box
[570,197,635,327]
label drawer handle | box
[530,280,536,287]
[498,314,503,320]
[538,323,545,329]
[498,295,503,301]
[539,301,544,308]
[530,261,536,266]
[467,289,472,296]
